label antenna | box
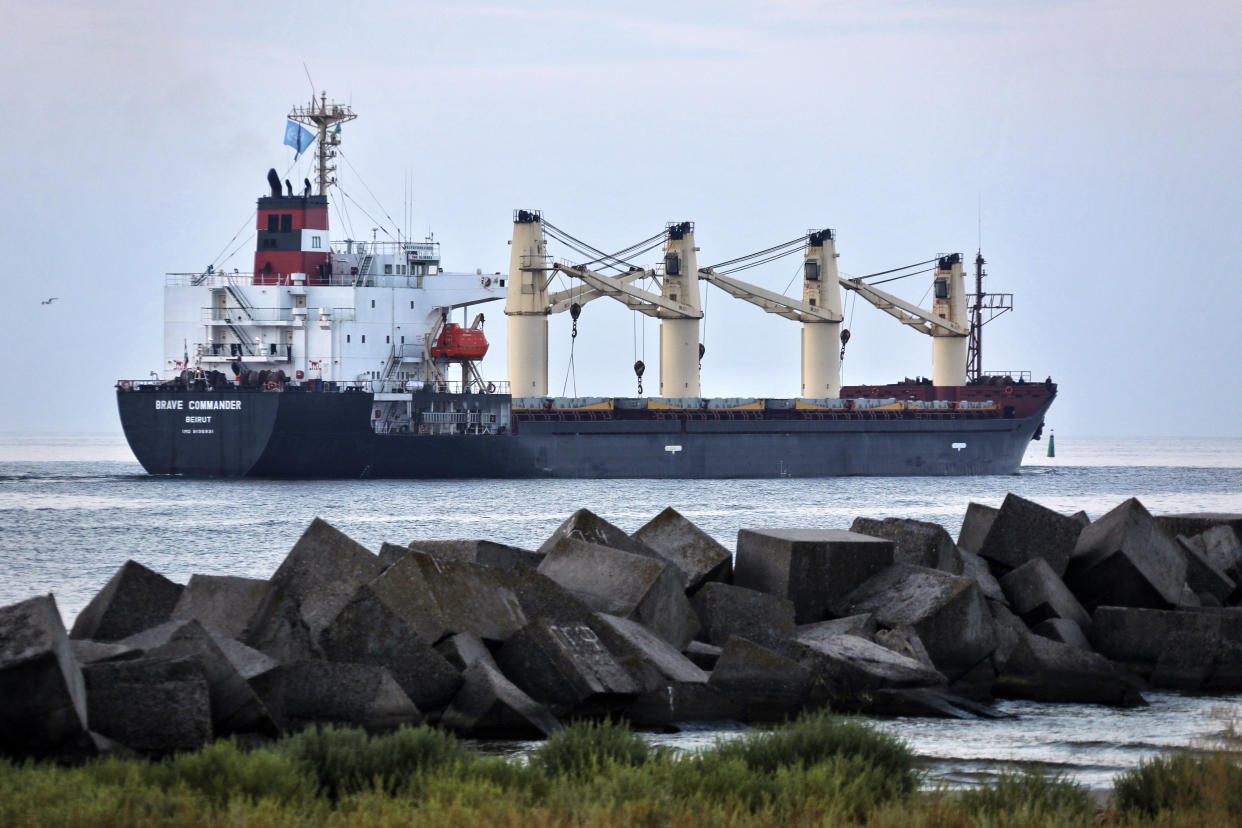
[302,63,316,99]
[288,92,357,196]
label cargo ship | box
[117,95,1054,478]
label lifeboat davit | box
[431,323,489,360]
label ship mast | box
[288,92,357,196]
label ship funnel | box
[266,169,281,198]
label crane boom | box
[552,263,701,319]
[699,268,842,323]
[839,277,968,336]
[547,268,652,314]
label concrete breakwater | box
[2,496,1241,760]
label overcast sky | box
[3,0,1239,437]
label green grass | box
[2,708,1240,826]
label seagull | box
[41,297,58,305]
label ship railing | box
[333,240,441,260]
[199,307,356,323]
[167,272,254,287]
[980,370,1032,383]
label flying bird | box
[41,297,58,305]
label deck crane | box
[697,229,846,397]
[838,254,970,387]
[504,211,702,397]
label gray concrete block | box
[1197,526,1242,583]
[627,682,741,726]
[1066,498,1188,611]
[171,575,271,641]
[989,600,1028,671]
[594,614,708,684]
[391,551,528,643]
[957,503,998,555]
[833,564,997,678]
[734,529,894,624]
[282,661,422,730]
[537,538,699,649]
[70,561,183,642]
[866,687,1008,719]
[242,586,318,663]
[706,636,812,721]
[874,624,936,671]
[996,632,1145,707]
[267,518,384,641]
[970,494,1084,577]
[404,540,543,571]
[204,630,280,681]
[0,595,88,757]
[683,641,722,670]
[850,517,962,573]
[1155,513,1242,541]
[1176,535,1237,603]
[690,582,794,647]
[120,620,278,735]
[84,657,212,754]
[1149,631,1214,691]
[1000,558,1092,631]
[537,508,658,558]
[795,614,877,644]
[1070,511,1091,528]
[70,639,137,665]
[435,632,497,673]
[632,507,733,591]
[1031,617,1092,650]
[319,585,463,711]
[958,550,1006,603]
[1091,606,1242,683]
[439,660,560,738]
[795,632,946,700]
[494,618,639,714]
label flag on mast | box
[284,121,315,159]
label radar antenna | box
[288,92,357,196]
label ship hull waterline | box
[118,390,1051,479]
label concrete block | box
[627,682,741,726]
[1176,535,1237,603]
[282,661,422,730]
[70,639,137,665]
[1066,498,1188,611]
[833,564,997,678]
[683,641,722,670]
[84,657,212,754]
[0,595,88,757]
[538,538,699,649]
[1197,526,1242,582]
[266,518,384,641]
[171,575,271,641]
[405,540,543,571]
[503,565,665,692]
[866,687,1008,719]
[795,633,946,701]
[989,600,1028,671]
[958,550,1006,603]
[632,507,733,590]
[537,508,658,558]
[70,561,183,642]
[435,632,497,673]
[957,503,999,555]
[690,582,794,647]
[969,494,1083,577]
[439,660,560,738]
[594,613,708,684]
[399,552,528,643]
[707,636,812,721]
[1031,617,1092,650]
[1070,511,1091,528]
[1091,606,1242,689]
[494,618,639,714]
[1000,558,1092,631]
[319,585,463,711]
[1150,631,1214,691]
[1156,513,1242,541]
[120,620,278,735]
[204,630,280,681]
[734,529,894,624]
[874,624,936,671]
[242,586,319,663]
[996,632,1145,707]
[795,614,877,644]
[850,517,962,573]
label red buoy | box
[431,323,489,360]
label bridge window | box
[384,264,393,275]
[361,335,366,343]
[280,214,292,232]
[267,215,279,232]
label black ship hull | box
[118,388,1052,479]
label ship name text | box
[155,399,242,411]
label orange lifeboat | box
[431,323,489,360]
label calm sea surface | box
[3,432,1241,790]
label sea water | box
[3,432,1241,791]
